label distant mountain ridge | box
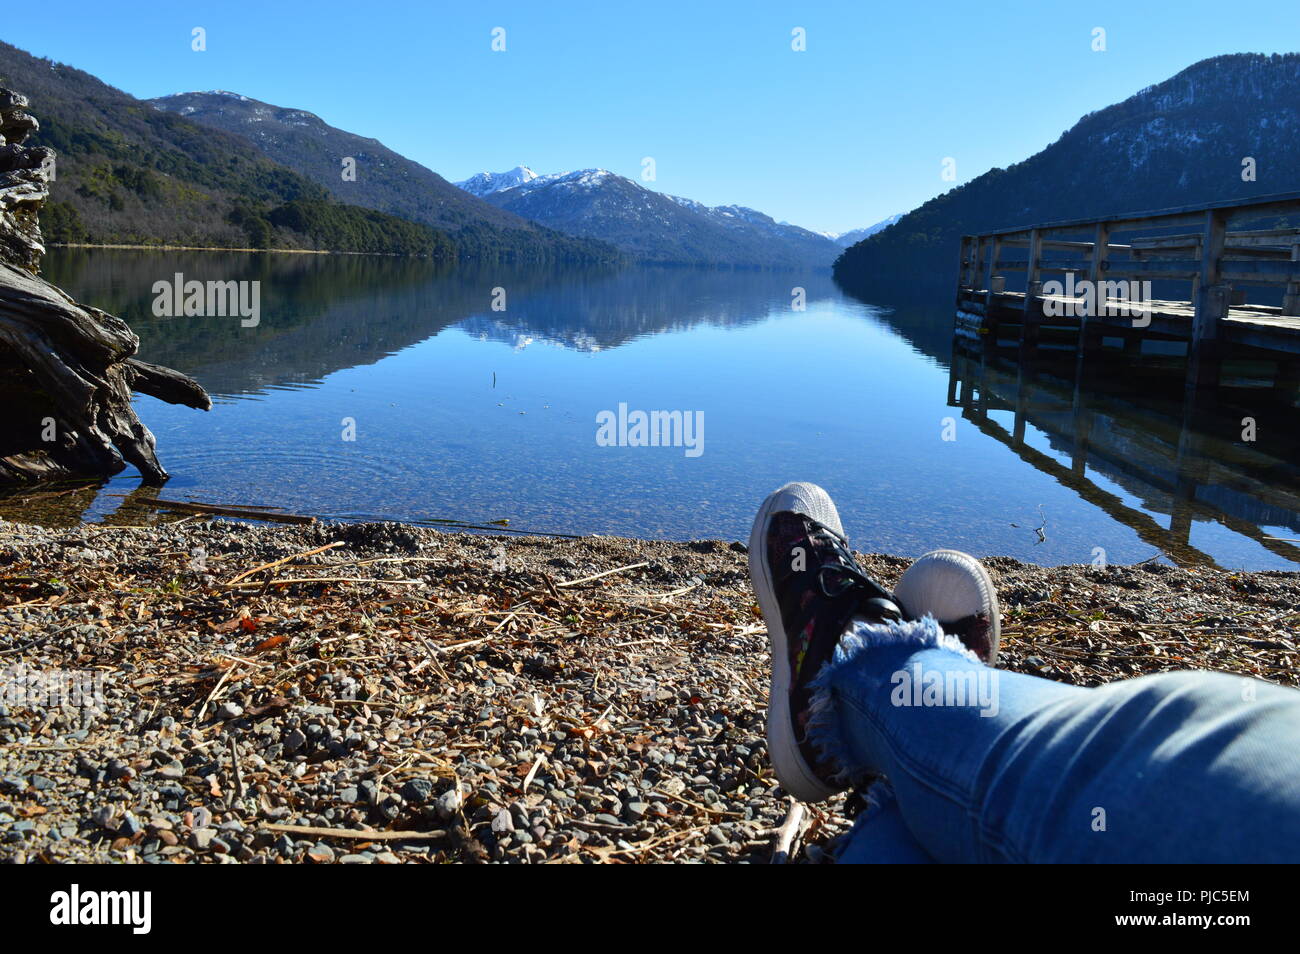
[459,166,840,269]
[148,93,616,264]
[0,41,451,257]
[833,214,903,248]
[834,53,1300,292]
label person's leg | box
[809,619,1300,863]
[832,781,936,863]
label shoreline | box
[1,517,1297,863]
[49,243,403,257]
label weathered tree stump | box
[0,88,209,485]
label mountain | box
[460,167,840,269]
[833,214,903,248]
[0,41,453,258]
[834,53,1300,293]
[456,165,539,196]
[148,93,616,264]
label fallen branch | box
[261,823,448,842]
[142,498,316,524]
[770,799,807,864]
[225,541,345,585]
[556,561,650,589]
[226,576,423,589]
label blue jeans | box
[809,618,1300,863]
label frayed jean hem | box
[806,616,976,786]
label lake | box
[24,248,1300,570]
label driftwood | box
[139,497,315,525]
[0,87,209,485]
[770,799,807,864]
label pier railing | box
[956,189,1300,404]
[958,190,1300,317]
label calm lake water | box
[28,248,1300,570]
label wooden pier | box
[956,190,1300,394]
[953,192,1300,566]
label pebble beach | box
[1,517,1297,864]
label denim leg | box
[807,617,1300,863]
[833,781,936,864]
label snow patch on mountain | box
[455,165,540,196]
[834,213,904,247]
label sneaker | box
[748,482,902,802]
[894,549,1000,664]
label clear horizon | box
[5,1,1300,234]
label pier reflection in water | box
[949,323,1300,568]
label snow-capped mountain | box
[456,167,840,269]
[455,165,539,196]
[834,214,903,248]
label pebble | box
[400,778,434,804]
[436,786,464,819]
[217,702,244,720]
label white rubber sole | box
[748,484,842,804]
[895,548,1001,664]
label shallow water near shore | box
[26,248,1300,571]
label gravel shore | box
[1,517,1297,864]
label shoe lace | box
[810,526,901,620]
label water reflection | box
[44,251,837,397]
[947,323,1300,568]
[13,251,1300,569]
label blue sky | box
[6,1,1300,233]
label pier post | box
[1072,222,1109,414]
[1071,408,1092,478]
[984,236,1003,313]
[1018,229,1042,362]
[947,337,961,406]
[1186,284,1228,393]
[1186,210,1228,396]
[1284,243,1300,316]
[956,236,972,300]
